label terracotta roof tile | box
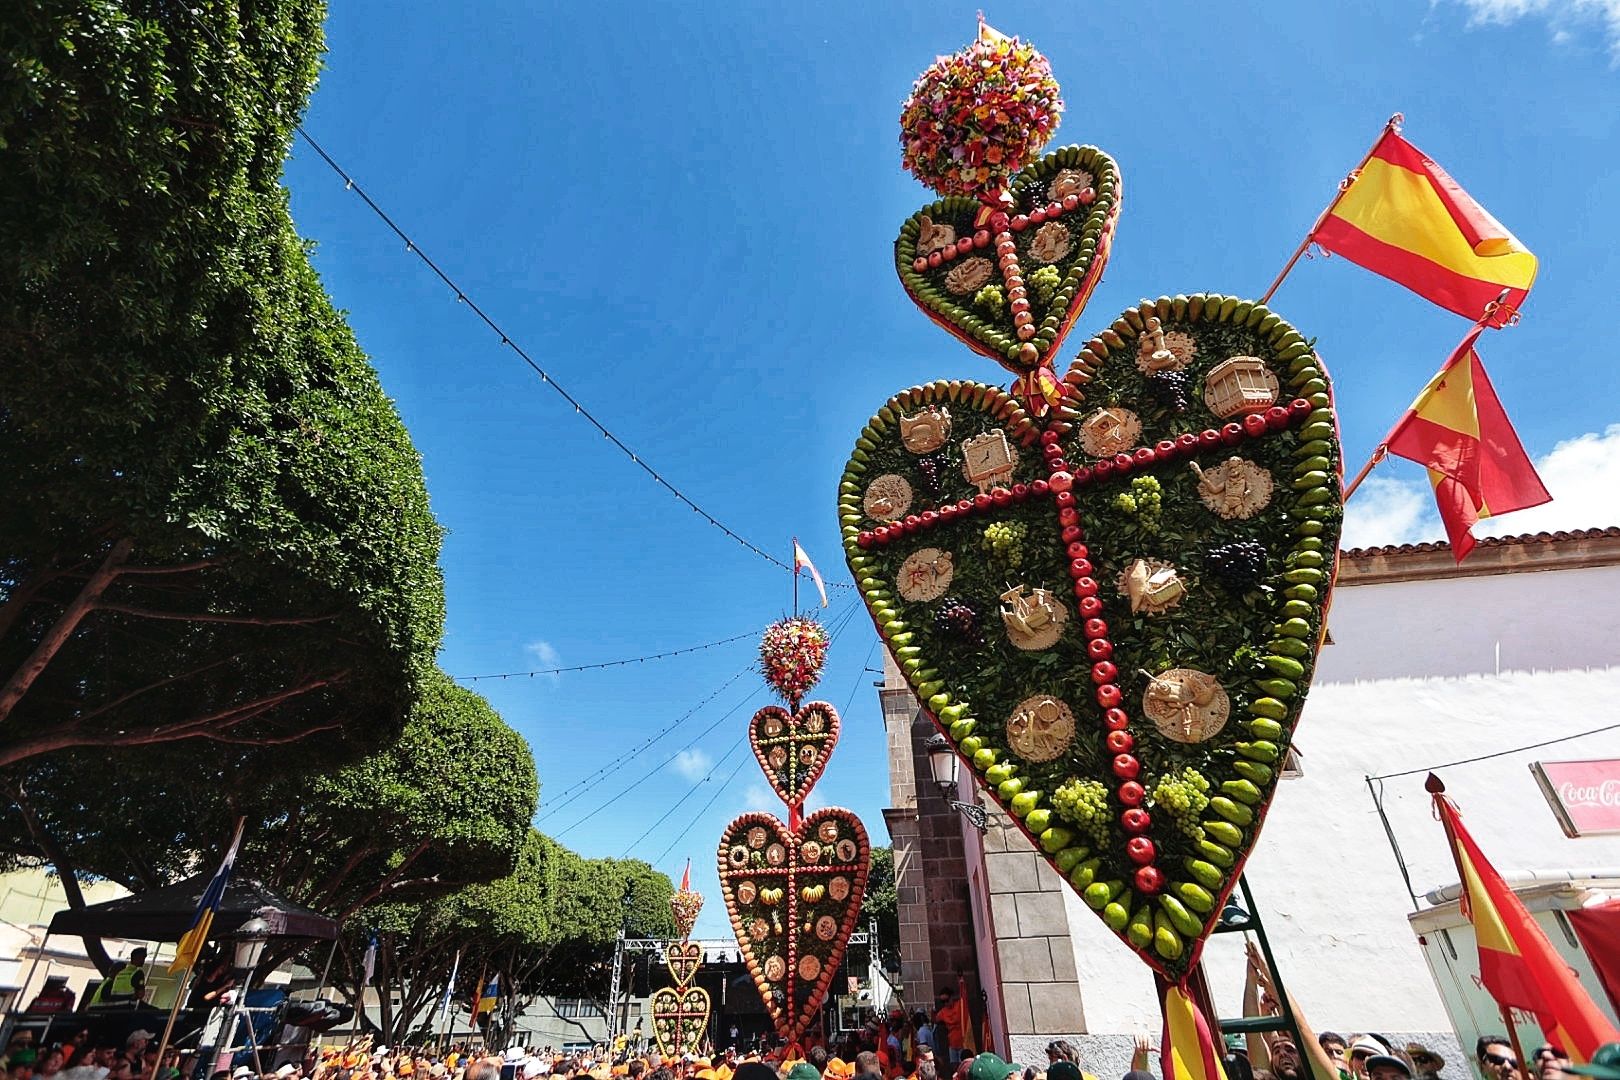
[1341,526,1620,560]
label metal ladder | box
[1212,875,1309,1060]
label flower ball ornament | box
[759,617,830,703]
[671,888,704,941]
[899,22,1064,197]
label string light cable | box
[177,5,855,584]
[454,630,756,682]
[552,599,861,842]
[533,664,752,812]
[622,733,750,859]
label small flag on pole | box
[1430,776,1619,1061]
[438,948,462,1018]
[1313,127,1537,325]
[793,541,828,609]
[476,975,499,1019]
[680,859,692,892]
[169,818,244,974]
[1384,323,1549,562]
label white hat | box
[505,1048,527,1064]
[375,1048,391,1057]
[276,1066,298,1077]
[127,1032,158,1044]
[233,1068,254,1079]
[523,1063,545,1079]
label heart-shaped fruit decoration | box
[839,294,1343,978]
[749,701,841,809]
[896,145,1120,381]
[759,617,830,703]
[717,808,871,1044]
[666,940,704,988]
[650,984,711,1057]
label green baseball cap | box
[1567,1045,1620,1080]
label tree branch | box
[0,671,345,767]
[114,559,222,576]
[67,654,244,727]
[0,538,133,724]
[95,604,335,626]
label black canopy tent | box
[47,875,339,942]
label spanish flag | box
[1430,776,1619,1062]
[1383,324,1549,562]
[1314,127,1537,326]
[169,818,244,974]
[1157,979,1228,1080]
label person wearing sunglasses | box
[1532,1046,1569,1080]
[1476,1037,1522,1080]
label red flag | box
[1430,776,1619,1061]
[1384,324,1549,561]
[957,974,977,1055]
[680,858,692,892]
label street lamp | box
[232,916,271,974]
[923,733,987,832]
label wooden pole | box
[1498,1004,1533,1080]
[1260,114,1404,305]
[148,968,195,1080]
[792,538,799,617]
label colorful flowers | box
[759,617,830,702]
[899,24,1064,197]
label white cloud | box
[671,748,714,782]
[1341,423,1620,549]
[1447,0,1620,59]
[524,640,564,683]
[1342,474,1444,549]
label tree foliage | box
[332,831,677,1045]
[0,1,444,767]
[862,846,900,974]
[0,672,538,920]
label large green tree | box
[331,832,677,1046]
[0,672,538,972]
[0,1,444,766]
[862,846,900,975]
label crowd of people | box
[0,940,1605,1080]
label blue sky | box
[283,0,1620,938]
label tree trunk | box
[9,782,114,973]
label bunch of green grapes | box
[1111,492,1137,514]
[974,285,1006,316]
[982,521,1027,568]
[1053,778,1111,844]
[1151,767,1212,840]
[1028,265,1062,306]
[1130,475,1163,530]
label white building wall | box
[1070,551,1620,1038]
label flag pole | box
[1498,1004,1533,1079]
[147,968,195,1080]
[791,537,799,617]
[1340,290,1507,503]
[1260,113,1403,305]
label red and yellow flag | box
[1157,980,1228,1080]
[1314,128,1537,326]
[1384,324,1549,562]
[1431,777,1619,1061]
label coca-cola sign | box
[1531,760,1620,838]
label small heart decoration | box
[895,145,1121,378]
[650,984,711,1057]
[717,807,871,1044]
[839,294,1343,978]
[666,940,703,988]
[749,701,841,809]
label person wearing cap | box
[966,1055,1016,1080]
[1476,1038,1521,1080]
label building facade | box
[882,529,1620,1073]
